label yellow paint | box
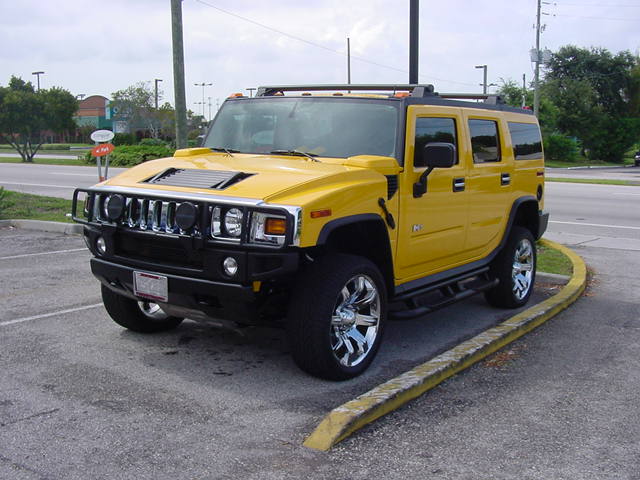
[303,239,586,451]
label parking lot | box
[0,226,563,479]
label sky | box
[1,0,639,120]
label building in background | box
[74,95,113,130]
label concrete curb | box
[303,239,587,451]
[0,219,82,235]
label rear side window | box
[508,122,543,160]
[415,117,458,165]
[469,119,500,163]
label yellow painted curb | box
[303,239,587,451]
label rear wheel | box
[287,254,387,380]
[485,226,536,309]
[101,285,183,333]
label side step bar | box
[389,270,498,320]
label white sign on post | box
[90,129,115,143]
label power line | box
[549,12,640,21]
[192,0,478,87]
[547,1,640,7]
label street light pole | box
[533,0,542,116]
[171,0,187,149]
[194,82,212,120]
[154,78,163,109]
[475,65,488,95]
[32,71,45,91]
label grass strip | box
[537,241,572,276]
[546,177,639,186]
[0,190,74,223]
[0,156,86,166]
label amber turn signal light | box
[265,218,287,235]
[310,209,331,219]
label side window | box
[469,119,501,163]
[508,122,543,160]
[414,117,457,166]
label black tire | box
[101,285,183,333]
[287,254,387,381]
[484,226,537,309]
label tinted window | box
[469,119,500,163]
[415,117,457,166]
[508,122,543,160]
[205,98,399,159]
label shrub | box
[543,133,580,162]
[139,138,167,147]
[84,145,175,166]
[41,144,71,150]
[112,133,136,146]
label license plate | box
[133,271,168,303]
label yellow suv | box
[73,84,548,380]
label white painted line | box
[0,182,75,189]
[613,192,640,196]
[550,220,640,231]
[0,248,87,260]
[0,303,103,328]
[50,172,97,177]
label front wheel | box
[484,226,537,309]
[287,254,387,380]
[101,285,184,333]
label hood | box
[99,151,399,203]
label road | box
[0,163,126,199]
[0,167,639,478]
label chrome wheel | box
[512,238,534,301]
[330,274,381,367]
[137,301,170,321]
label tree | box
[0,76,77,162]
[542,46,640,162]
[111,82,168,139]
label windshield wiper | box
[210,147,241,156]
[270,149,321,162]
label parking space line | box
[0,303,102,328]
[0,248,87,260]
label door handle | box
[501,173,511,186]
[453,178,465,192]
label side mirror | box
[413,142,456,198]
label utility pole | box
[208,96,212,120]
[171,0,187,149]
[522,73,527,108]
[194,82,213,120]
[154,78,163,109]
[32,71,44,91]
[347,37,351,86]
[533,0,542,117]
[409,0,419,84]
[475,65,488,94]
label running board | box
[389,273,498,320]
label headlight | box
[211,206,244,241]
[224,208,243,237]
[249,212,287,246]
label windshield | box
[203,97,400,160]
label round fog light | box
[222,257,238,277]
[96,236,107,255]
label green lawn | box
[546,177,640,186]
[0,189,74,223]
[537,241,573,276]
[0,156,87,166]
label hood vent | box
[143,168,254,190]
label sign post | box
[90,130,115,182]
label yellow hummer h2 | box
[72,84,548,380]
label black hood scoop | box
[142,168,254,190]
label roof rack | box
[255,84,504,104]
[256,84,436,98]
